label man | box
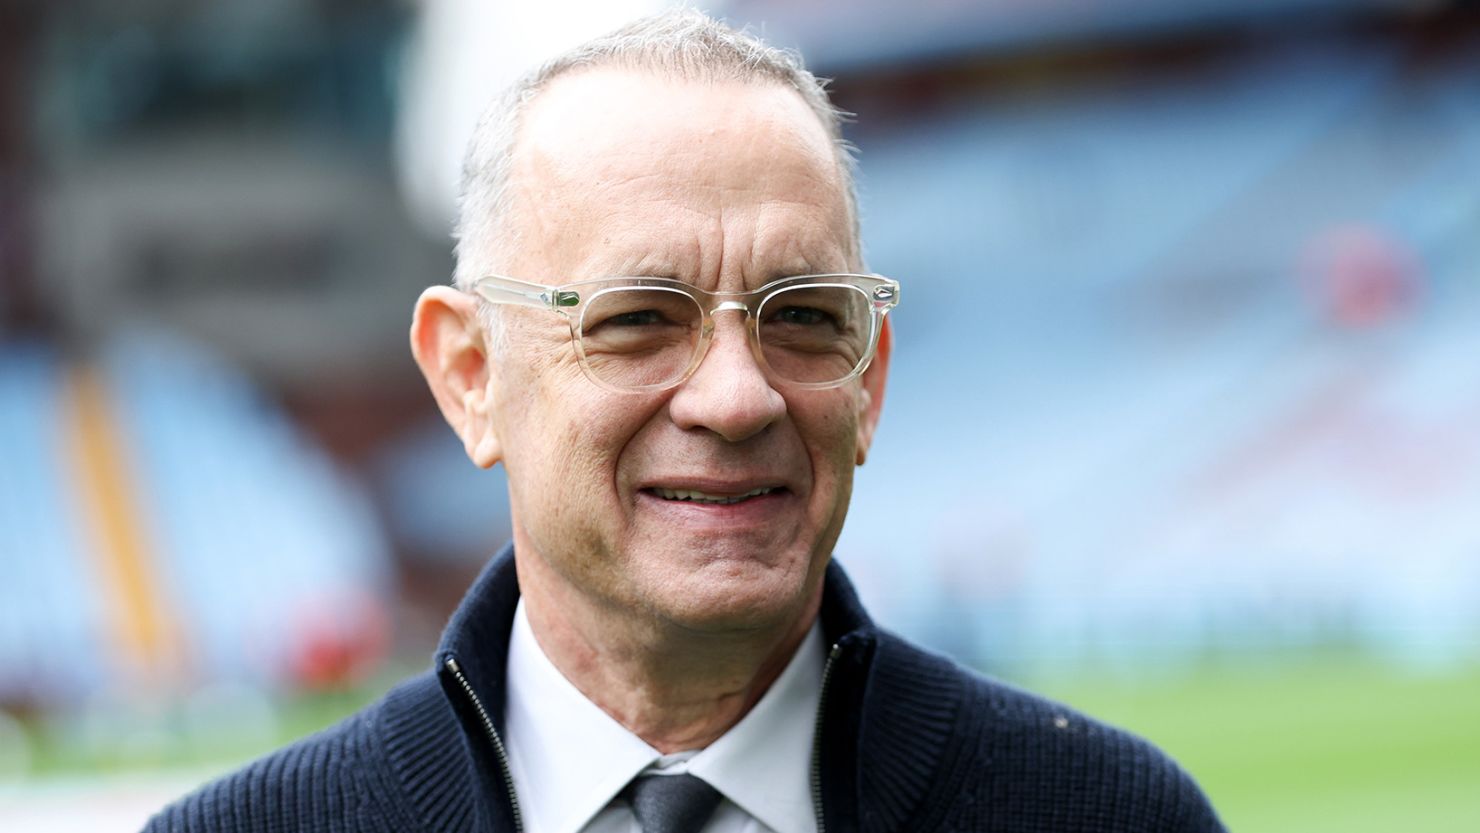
[148,11,1225,833]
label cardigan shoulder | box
[141,672,471,833]
[864,630,1226,833]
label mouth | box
[644,486,785,505]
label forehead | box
[504,68,853,282]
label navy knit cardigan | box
[145,547,1227,832]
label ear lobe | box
[410,286,503,469]
[854,318,893,466]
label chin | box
[645,562,817,635]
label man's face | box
[481,69,888,634]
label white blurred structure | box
[394,0,684,237]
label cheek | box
[495,362,588,515]
[507,374,656,513]
[801,393,862,467]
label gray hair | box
[451,8,859,342]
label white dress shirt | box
[504,600,824,833]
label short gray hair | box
[451,8,860,338]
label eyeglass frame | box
[469,273,900,394]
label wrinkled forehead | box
[503,68,855,283]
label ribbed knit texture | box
[143,550,1226,833]
[378,675,475,832]
[858,635,963,831]
[145,708,381,833]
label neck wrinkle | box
[515,548,823,754]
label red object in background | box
[288,592,391,692]
[1300,224,1422,329]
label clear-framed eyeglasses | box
[470,273,900,393]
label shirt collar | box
[687,623,823,833]
[504,600,657,833]
[503,598,824,833]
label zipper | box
[445,656,524,833]
[811,642,843,833]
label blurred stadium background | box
[2,1,1478,830]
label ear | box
[410,286,502,469]
[854,317,892,466]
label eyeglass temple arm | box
[474,277,581,310]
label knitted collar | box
[432,544,881,737]
[386,544,960,833]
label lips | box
[638,473,793,509]
[648,486,779,505]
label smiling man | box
[146,11,1224,833]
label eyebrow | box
[769,258,846,279]
[599,253,684,281]
[593,247,847,284]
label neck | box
[514,549,822,754]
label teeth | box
[652,486,775,504]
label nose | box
[667,313,786,442]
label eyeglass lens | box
[578,284,872,389]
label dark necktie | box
[623,773,723,833]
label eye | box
[605,309,668,327]
[768,305,836,328]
